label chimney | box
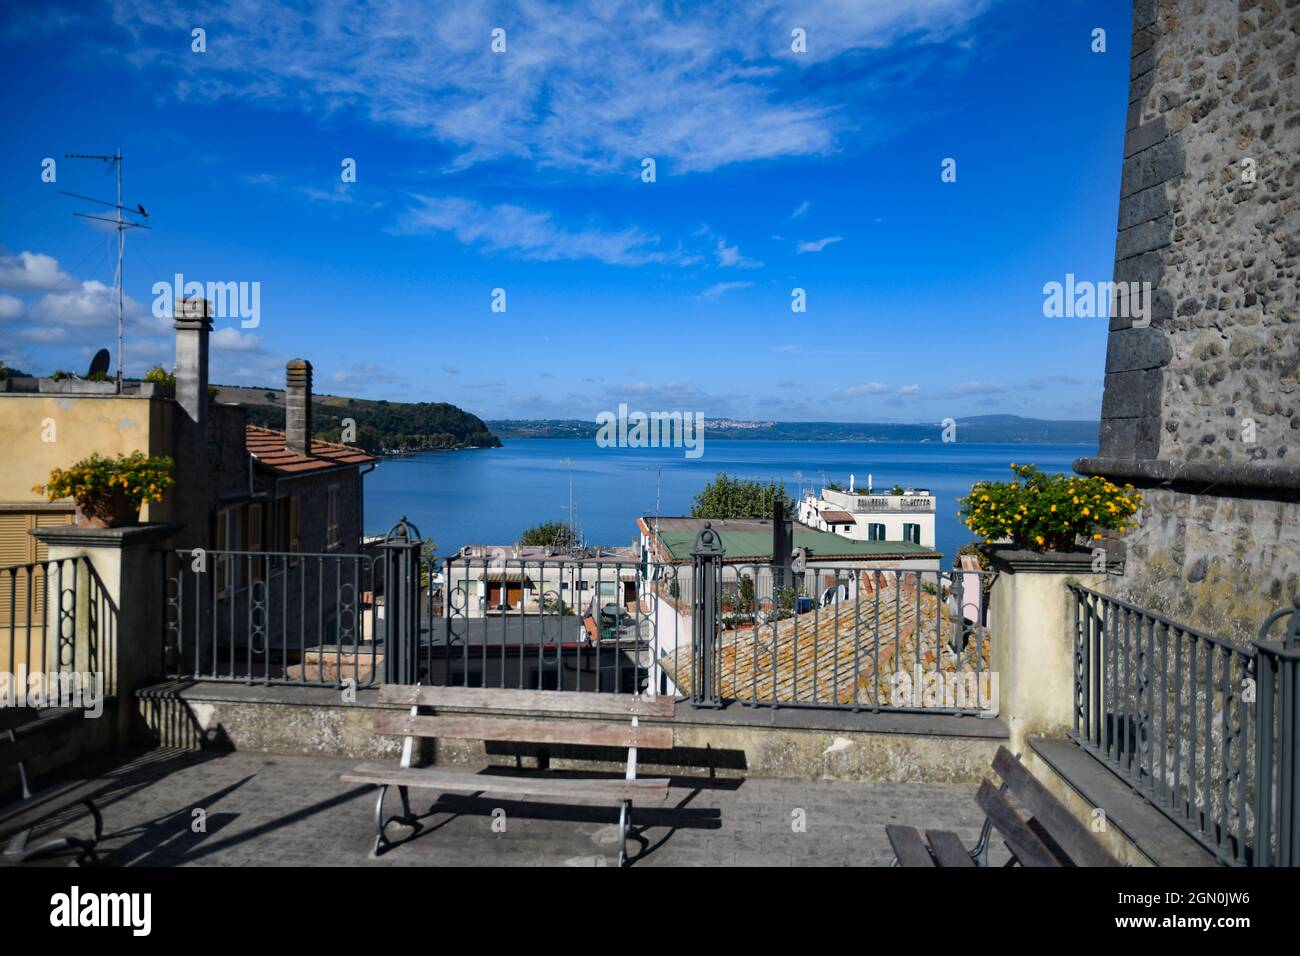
[285,358,313,455]
[173,297,212,426]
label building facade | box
[797,485,937,550]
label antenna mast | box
[63,150,149,389]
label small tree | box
[738,574,756,611]
[690,473,793,519]
[519,521,576,548]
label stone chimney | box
[173,297,212,426]
[285,359,313,455]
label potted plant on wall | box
[34,451,175,528]
[957,464,1141,560]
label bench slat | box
[885,824,935,867]
[378,685,676,718]
[991,746,1119,867]
[0,778,114,841]
[925,829,975,867]
[975,780,1062,867]
[373,713,673,750]
[341,764,671,802]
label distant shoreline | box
[487,415,1099,445]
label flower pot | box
[74,489,140,528]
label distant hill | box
[213,384,501,452]
[487,415,1098,444]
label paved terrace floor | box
[18,748,1006,867]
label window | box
[247,503,264,581]
[214,507,242,595]
[903,523,921,545]
[326,485,340,550]
[868,523,886,541]
[278,496,300,567]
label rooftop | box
[640,516,941,562]
[244,424,379,475]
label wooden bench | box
[342,685,676,865]
[1,728,115,866]
[887,746,1120,867]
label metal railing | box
[1068,584,1259,865]
[433,549,664,696]
[2,556,113,703]
[161,547,384,686]
[666,525,995,713]
[157,519,994,718]
[1253,596,1300,867]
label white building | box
[797,477,938,551]
[446,544,640,619]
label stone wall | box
[1080,0,1300,637]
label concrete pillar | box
[984,547,1110,754]
[32,524,178,742]
[285,359,313,455]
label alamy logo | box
[595,403,704,459]
[1042,274,1151,327]
[0,670,103,718]
[50,886,151,936]
[152,272,260,328]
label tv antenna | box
[62,150,150,389]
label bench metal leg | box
[373,784,392,855]
[372,784,423,856]
[618,800,632,867]
[3,798,104,866]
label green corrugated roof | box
[654,526,937,562]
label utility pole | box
[63,150,149,390]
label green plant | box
[518,521,576,548]
[738,574,755,611]
[825,480,844,492]
[775,585,797,612]
[34,451,175,518]
[891,484,906,495]
[145,366,176,387]
[690,473,793,520]
[51,370,75,381]
[957,463,1141,553]
[86,370,109,382]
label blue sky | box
[0,0,1132,423]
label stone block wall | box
[1080,0,1300,637]
[1103,0,1298,463]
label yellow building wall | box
[0,394,174,520]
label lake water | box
[363,438,1096,561]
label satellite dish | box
[86,349,111,379]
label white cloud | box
[111,0,991,175]
[835,382,890,397]
[393,195,689,266]
[698,281,753,301]
[0,251,75,293]
[714,238,763,269]
[796,236,843,254]
[790,200,811,219]
[896,384,921,395]
[211,327,265,352]
[0,295,23,320]
[946,380,1007,397]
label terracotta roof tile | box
[819,510,855,523]
[245,425,379,475]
